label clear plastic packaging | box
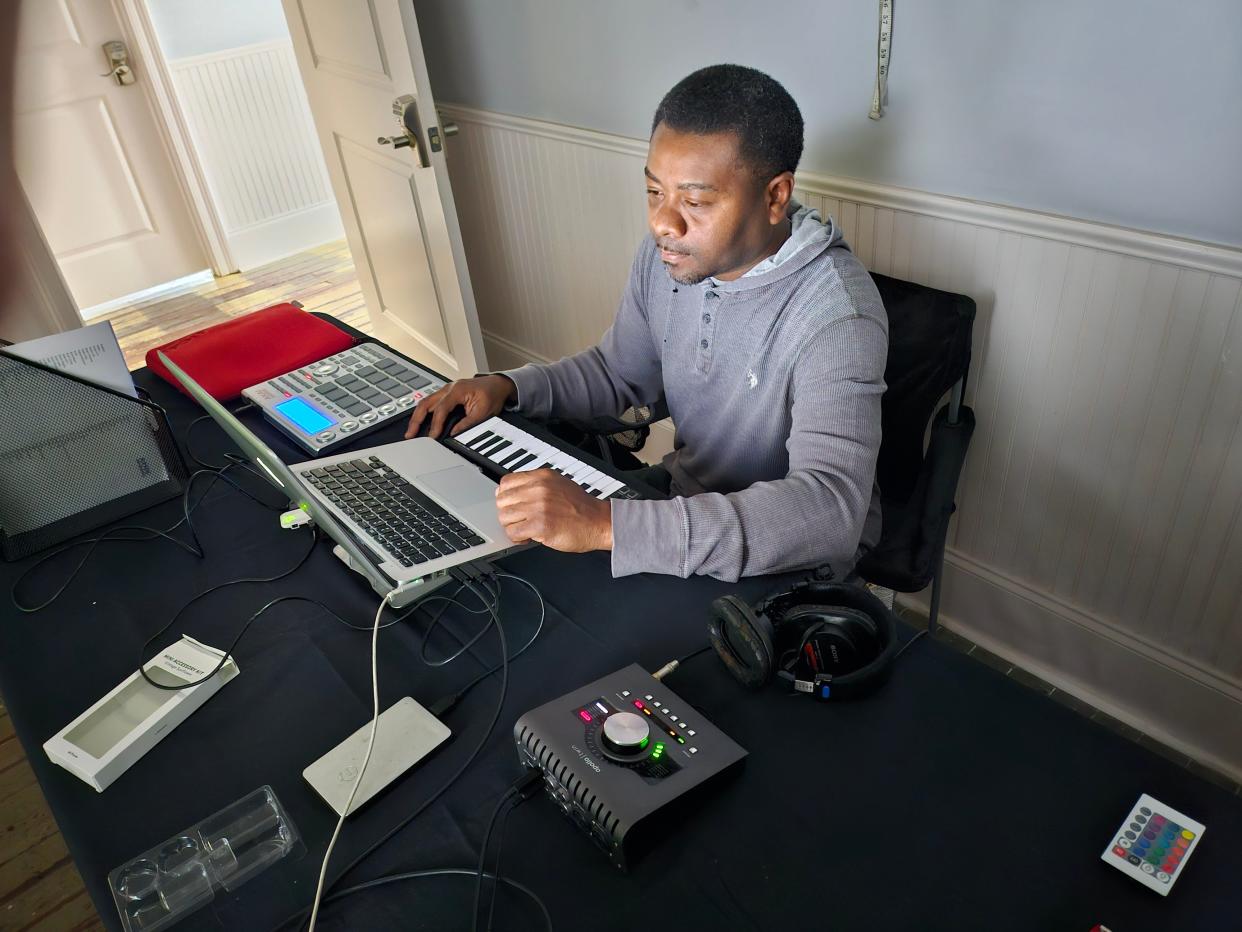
[108,786,302,931]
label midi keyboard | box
[447,416,652,501]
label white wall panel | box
[168,40,342,268]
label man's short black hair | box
[651,64,804,180]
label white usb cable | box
[307,588,394,930]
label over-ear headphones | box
[707,580,899,700]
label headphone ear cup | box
[825,608,882,662]
[805,585,899,699]
[708,594,775,689]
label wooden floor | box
[0,243,367,931]
[96,239,370,370]
[1,699,101,931]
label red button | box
[1175,837,1189,849]
[1162,860,1178,872]
[1112,846,1128,858]
[577,709,592,722]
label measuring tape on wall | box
[869,0,893,120]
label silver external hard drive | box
[303,697,451,817]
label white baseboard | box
[227,202,344,272]
[904,552,1242,783]
[79,269,214,320]
[481,330,548,372]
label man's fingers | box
[449,404,486,437]
[404,402,429,439]
[502,520,534,544]
[497,468,557,493]
[426,399,454,439]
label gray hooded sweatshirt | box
[502,204,887,582]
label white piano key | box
[452,418,632,498]
[596,476,625,497]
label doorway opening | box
[14,0,367,368]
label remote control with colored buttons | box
[1101,793,1204,895]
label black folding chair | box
[856,273,976,634]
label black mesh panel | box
[0,350,189,561]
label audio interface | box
[513,663,746,870]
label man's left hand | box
[495,469,613,552]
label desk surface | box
[2,363,1241,932]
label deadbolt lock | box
[101,40,135,86]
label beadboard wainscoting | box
[439,104,1242,779]
[167,40,343,270]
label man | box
[406,64,887,582]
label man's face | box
[645,124,782,285]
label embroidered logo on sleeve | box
[746,367,758,389]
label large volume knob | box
[601,712,650,755]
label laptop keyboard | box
[303,455,485,567]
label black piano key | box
[498,447,528,468]
[484,440,513,460]
[510,453,537,471]
[465,430,495,449]
[475,436,506,456]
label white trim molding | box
[440,105,1242,280]
[114,0,237,275]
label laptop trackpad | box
[418,465,495,507]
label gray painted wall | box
[148,0,290,60]
[417,0,1242,248]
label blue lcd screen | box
[275,397,335,433]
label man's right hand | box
[404,373,516,439]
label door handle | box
[101,40,135,86]
[377,94,429,168]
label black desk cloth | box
[2,367,1241,932]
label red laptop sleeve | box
[146,304,357,401]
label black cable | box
[318,868,551,932]
[677,644,713,666]
[323,579,493,633]
[184,403,254,470]
[892,627,928,661]
[12,401,287,615]
[418,576,503,667]
[428,572,545,717]
[479,769,542,932]
[10,462,272,613]
[137,526,319,690]
[483,799,518,932]
[472,789,518,932]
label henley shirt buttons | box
[700,339,709,349]
[703,313,711,323]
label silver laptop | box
[159,352,515,597]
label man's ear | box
[765,171,795,224]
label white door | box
[13,1,208,311]
[282,0,487,381]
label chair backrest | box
[870,273,976,505]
